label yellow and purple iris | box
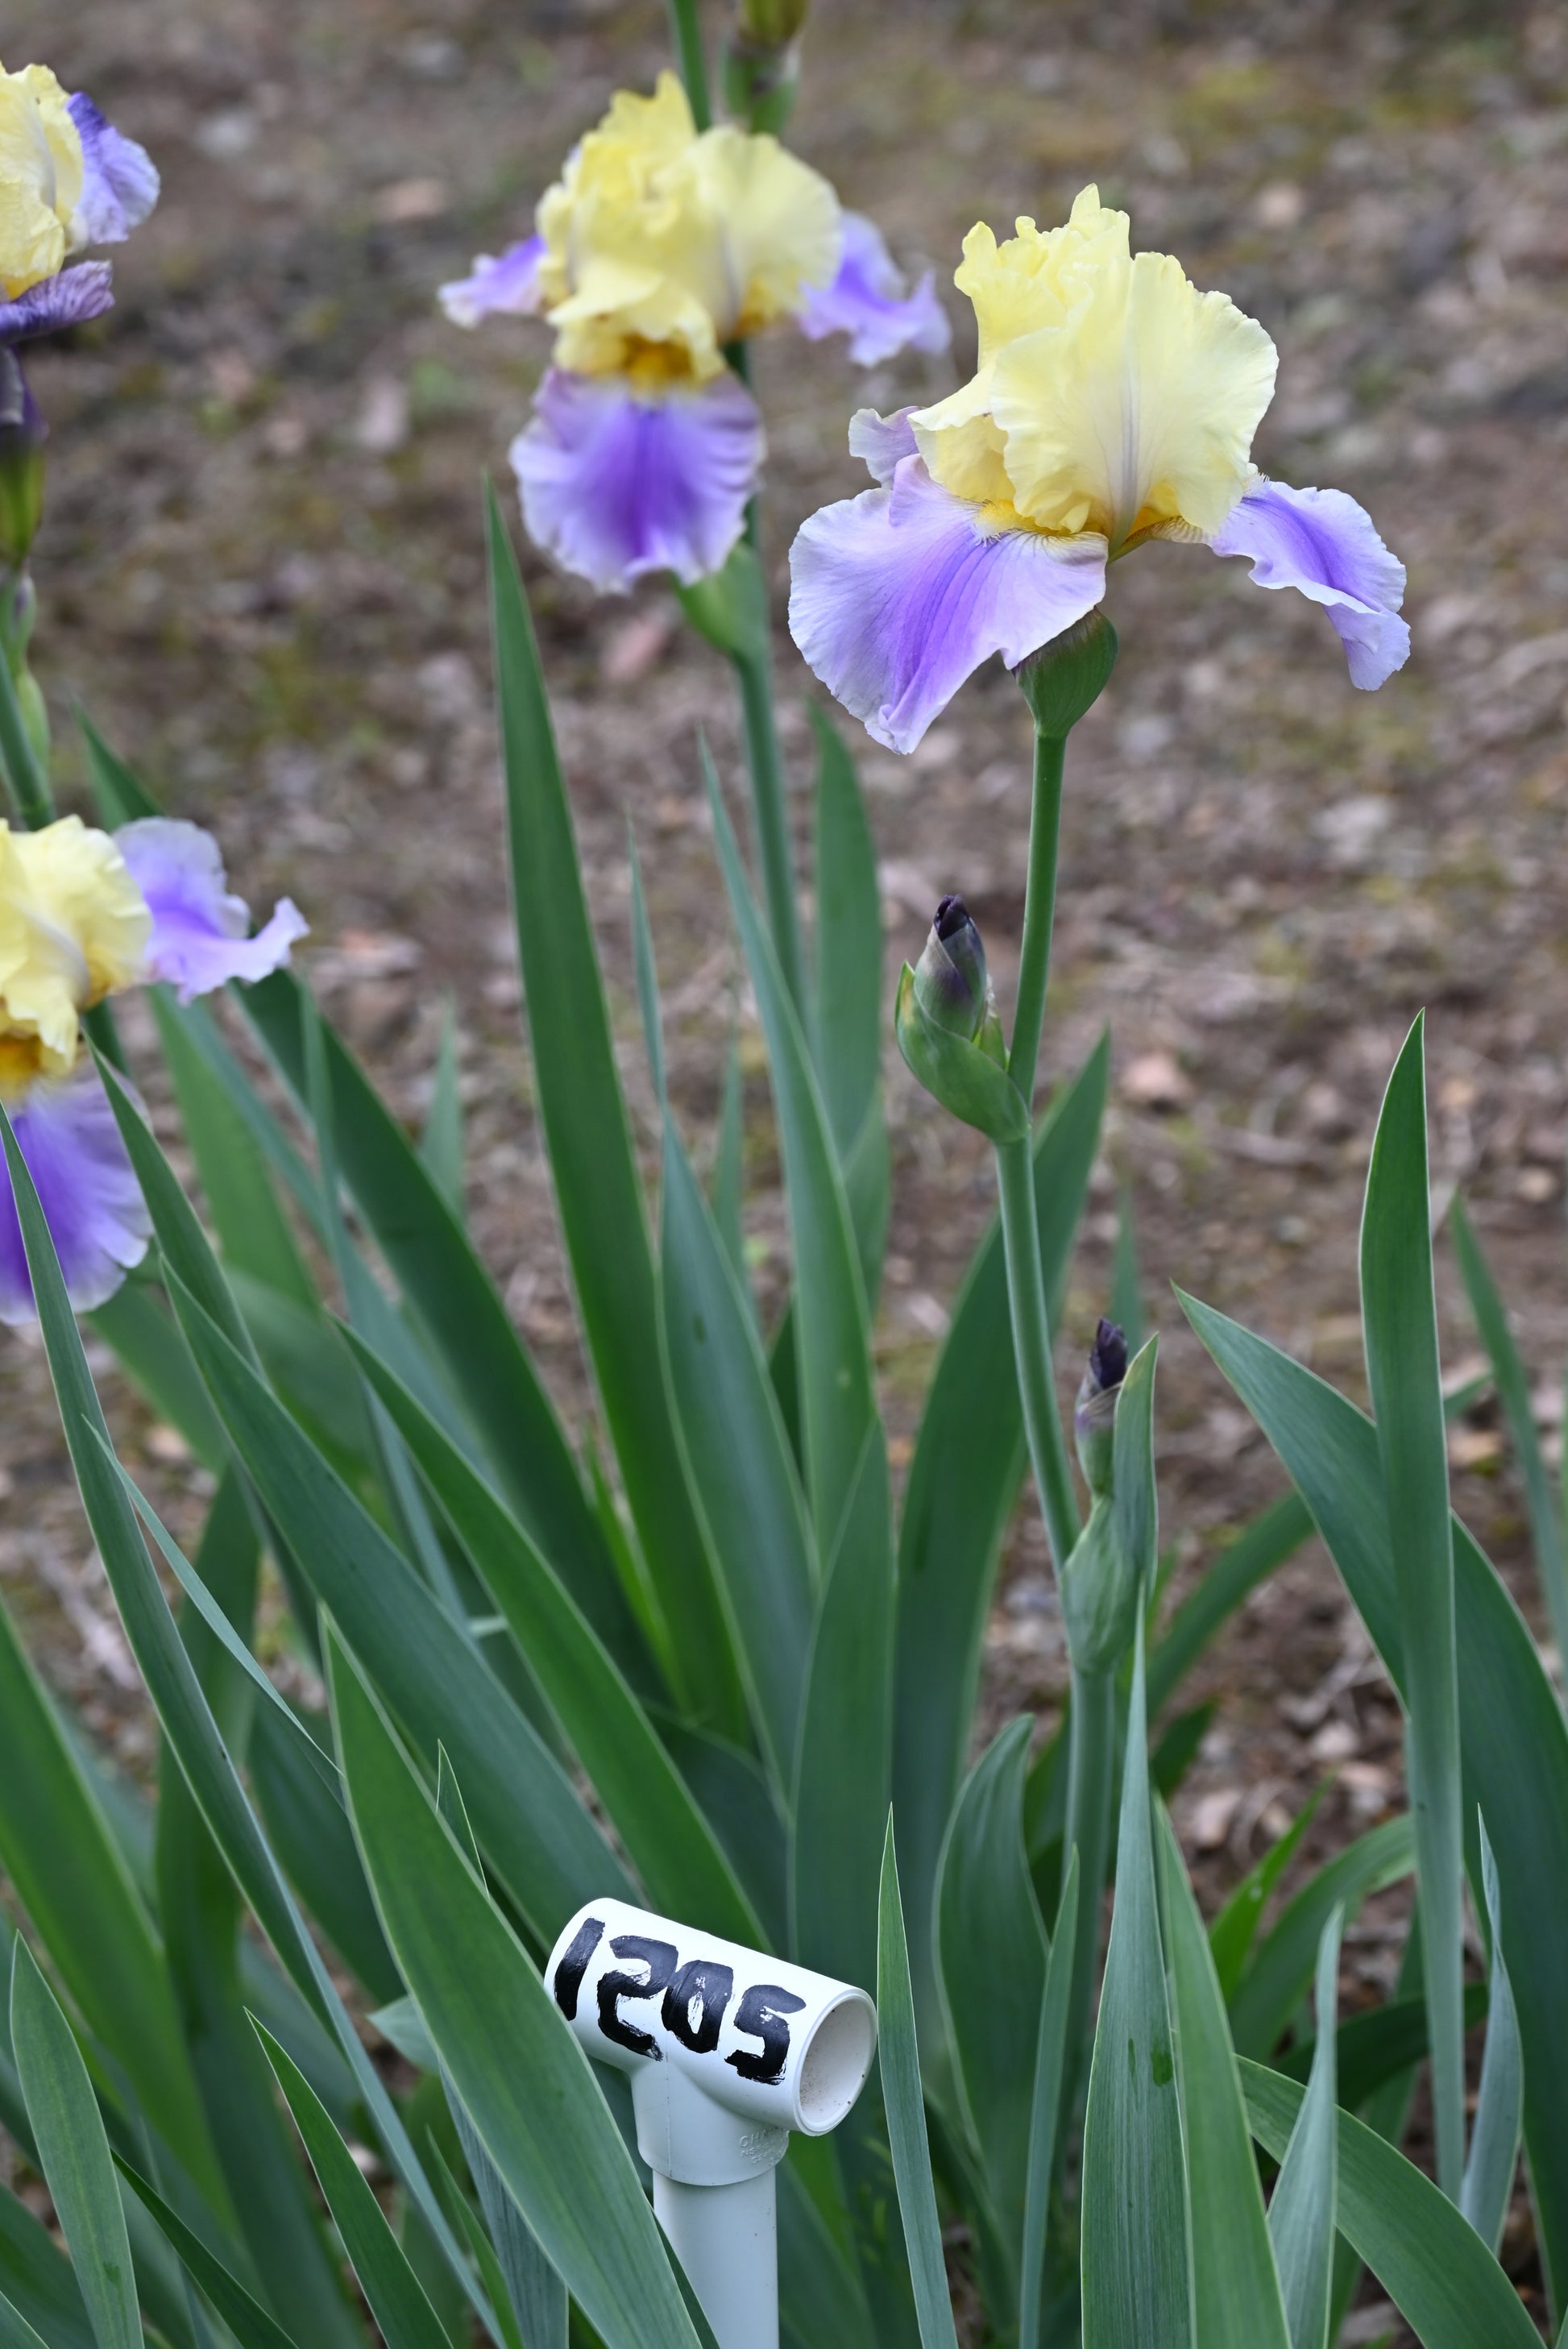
[0,60,159,345]
[789,188,1410,752]
[0,816,305,1322]
[439,73,949,593]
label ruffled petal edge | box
[67,93,160,247]
[0,264,114,346]
[0,1067,149,1323]
[795,213,952,367]
[848,405,920,485]
[509,367,764,593]
[790,452,1107,753]
[1209,477,1410,689]
[114,818,308,1003]
[438,233,547,328]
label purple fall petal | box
[0,1068,149,1323]
[795,213,952,367]
[790,454,1106,753]
[1209,478,1410,688]
[66,93,160,246]
[510,367,765,594]
[438,233,547,328]
[0,264,114,347]
[114,820,307,1002]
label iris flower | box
[0,60,159,345]
[0,816,305,1321]
[439,73,949,593]
[789,187,1410,753]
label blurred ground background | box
[4,0,1568,2334]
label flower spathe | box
[0,813,305,1322]
[789,186,1409,753]
[438,73,950,592]
[0,61,158,344]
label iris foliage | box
[0,8,1561,2349]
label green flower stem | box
[995,724,1077,1571]
[0,573,52,828]
[1008,729,1066,1107]
[993,719,1119,2107]
[994,1138,1079,1572]
[665,0,713,128]
[731,637,807,1017]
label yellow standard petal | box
[0,60,85,298]
[685,124,839,337]
[536,69,839,383]
[0,817,150,1082]
[915,185,1278,554]
[19,64,84,243]
[911,191,1132,508]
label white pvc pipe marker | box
[545,1898,877,2349]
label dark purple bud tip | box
[1089,1317,1127,1393]
[913,894,989,1040]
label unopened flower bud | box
[1014,608,1118,741]
[738,0,809,39]
[894,894,1026,1143]
[0,355,46,572]
[723,0,808,132]
[1062,1325,1155,1675]
[913,894,990,1041]
[1089,1315,1128,1392]
[1074,1316,1126,1499]
[722,33,800,134]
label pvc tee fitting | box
[545,1898,877,2349]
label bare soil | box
[6,0,1568,2335]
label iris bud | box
[1014,608,1118,741]
[895,897,1027,1143]
[722,34,801,134]
[913,894,989,1040]
[738,0,809,40]
[1074,1316,1127,1500]
[0,355,46,573]
[1061,1328,1155,1676]
[723,0,808,131]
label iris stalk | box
[994,722,1119,2106]
[722,327,804,1015]
[0,580,53,828]
[732,630,806,1016]
[995,727,1078,1567]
